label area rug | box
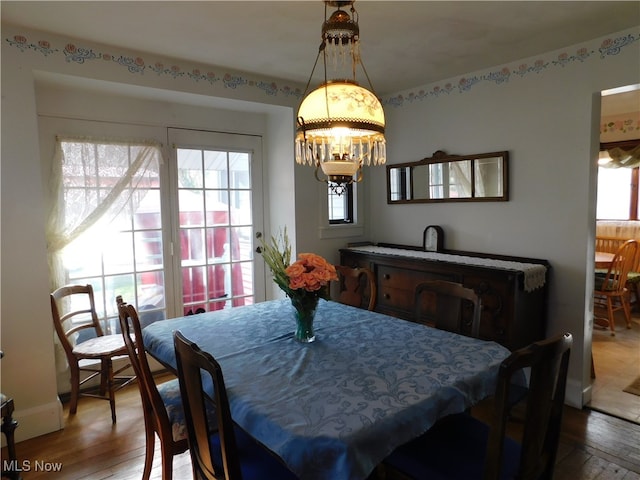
[623,376,640,396]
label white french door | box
[166,128,265,316]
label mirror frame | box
[386,150,509,204]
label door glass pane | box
[229,152,250,189]
[231,191,251,225]
[177,149,204,188]
[179,190,205,227]
[208,227,230,262]
[204,151,228,189]
[181,228,206,265]
[238,262,254,301]
[182,266,207,305]
[208,264,228,302]
[205,191,230,226]
[232,226,253,261]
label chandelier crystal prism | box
[295,0,386,195]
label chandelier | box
[295,0,386,195]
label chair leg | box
[100,358,109,396]
[607,298,616,336]
[622,291,633,329]
[69,363,80,415]
[160,443,174,480]
[143,422,155,480]
[104,359,117,424]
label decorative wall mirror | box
[387,150,509,203]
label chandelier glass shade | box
[295,1,386,192]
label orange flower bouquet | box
[260,228,337,342]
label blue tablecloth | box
[143,299,510,480]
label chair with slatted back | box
[173,331,298,480]
[414,280,482,338]
[623,243,640,312]
[594,239,638,335]
[333,265,377,311]
[117,298,188,480]
[50,284,135,423]
[383,332,573,480]
[416,281,530,410]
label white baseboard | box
[1,399,64,446]
[565,377,589,409]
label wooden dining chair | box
[594,239,638,335]
[332,265,377,311]
[50,284,135,423]
[383,332,573,480]
[117,298,188,480]
[414,280,482,338]
[623,243,640,312]
[173,331,299,480]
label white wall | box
[368,28,640,407]
[1,36,64,441]
[2,21,639,441]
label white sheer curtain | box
[449,159,503,198]
[449,160,472,198]
[46,136,163,290]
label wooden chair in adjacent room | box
[117,298,188,480]
[594,235,640,317]
[383,332,573,480]
[623,244,640,312]
[173,331,299,480]
[414,279,482,338]
[332,265,377,311]
[50,284,135,423]
[594,239,638,335]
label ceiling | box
[2,1,639,98]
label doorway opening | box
[588,84,640,424]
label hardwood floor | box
[3,371,640,480]
[590,311,640,423]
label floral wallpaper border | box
[5,29,640,136]
[601,113,640,141]
[385,33,639,106]
[5,34,304,99]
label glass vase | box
[291,296,318,343]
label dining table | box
[595,251,615,269]
[142,299,512,480]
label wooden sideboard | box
[340,245,550,351]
